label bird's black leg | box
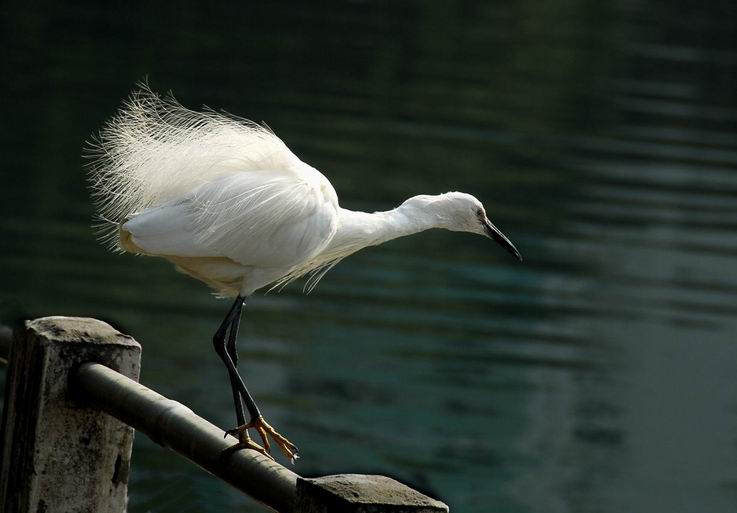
[225,298,246,428]
[214,296,298,461]
[212,295,260,424]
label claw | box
[223,416,298,463]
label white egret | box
[87,86,522,462]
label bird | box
[87,85,522,463]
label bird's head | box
[401,192,522,261]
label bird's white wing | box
[124,169,339,269]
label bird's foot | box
[222,429,274,461]
[224,416,299,463]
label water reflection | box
[2,2,737,513]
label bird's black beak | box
[484,218,522,262]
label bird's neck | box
[331,203,439,253]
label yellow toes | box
[227,416,299,463]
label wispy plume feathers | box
[85,83,299,250]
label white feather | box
[87,84,301,249]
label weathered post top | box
[0,316,141,513]
[297,474,449,513]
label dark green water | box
[3,2,737,512]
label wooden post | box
[0,317,141,513]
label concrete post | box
[0,316,141,513]
[296,475,449,513]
